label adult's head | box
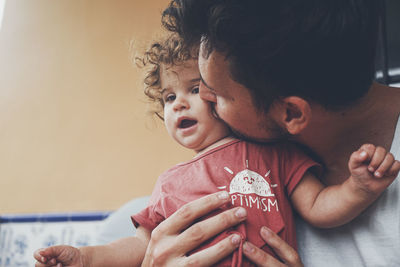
[162,0,382,142]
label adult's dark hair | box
[162,0,382,111]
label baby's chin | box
[196,135,234,155]
[179,140,212,155]
[176,139,204,152]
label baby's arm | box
[34,226,151,267]
[291,144,400,228]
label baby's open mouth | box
[179,119,197,129]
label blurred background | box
[0,0,193,214]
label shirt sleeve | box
[280,142,322,196]
[131,176,165,231]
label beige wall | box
[0,0,194,214]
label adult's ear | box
[277,96,312,135]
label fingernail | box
[375,171,381,177]
[218,191,229,200]
[261,226,272,238]
[41,257,46,263]
[243,242,255,253]
[368,166,374,172]
[235,207,247,218]
[360,151,367,157]
[231,234,241,245]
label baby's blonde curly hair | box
[136,33,198,119]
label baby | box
[34,33,400,267]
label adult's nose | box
[199,82,217,103]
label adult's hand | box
[141,191,247,267]
[243,226,303,267]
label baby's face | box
[161,59,230,152]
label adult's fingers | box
[154,191,232,235]
[243,227,303,267]
[261,227,302,267]
[173,206,247,253]
[243,241,286,267]
[183,234,242,267]
[142,191,246,267]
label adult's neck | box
[295,82,400,185]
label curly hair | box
[136,33,198,119]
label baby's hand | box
[34,245,83,267]
[349,144,400,194]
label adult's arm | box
[141,191,303,267]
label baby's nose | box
[173,96,189,110]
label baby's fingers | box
[34,253,57,267]
[33,249,49,263]
[384,160,400,178]
[34,248,61,266]
[348,144,375,170]
[372,152,395,178]
[35,260,58,267]
[367,146,387,174]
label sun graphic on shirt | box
[217,160,277,197]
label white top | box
[296,114,400,267]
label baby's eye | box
[165,94,176,102]
[191,86,199,94]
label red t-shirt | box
[132,140,319,266]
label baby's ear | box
[278,96,311,135]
